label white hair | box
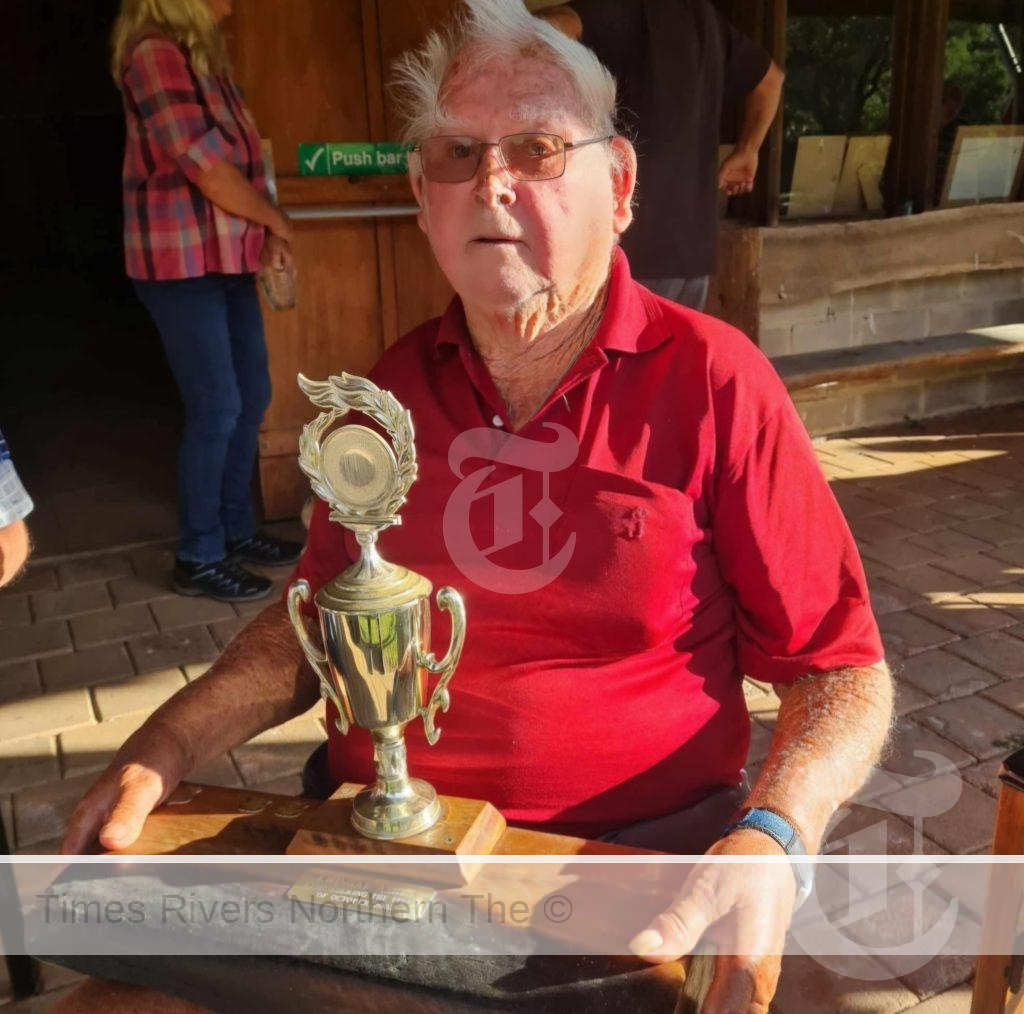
[391,0,619,146]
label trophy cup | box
[284,374,504,865]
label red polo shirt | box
[291,250,883,838]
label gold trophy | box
[284,373,485,847]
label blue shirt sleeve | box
[0,428,34,527]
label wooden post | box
[971,750,1024,1014]
[887,0,950,214]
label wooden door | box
[230,0,455,518]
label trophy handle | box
[286,580,350,736]
[417,586,466,746]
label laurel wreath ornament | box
[297,373,417,531]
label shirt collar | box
[433,248,672,360]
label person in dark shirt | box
[532,0,784,310]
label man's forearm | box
[743,661,894,853]
[139,601,320,776]
[736,62,784,155]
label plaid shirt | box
[0,428,33,528]
[121,37,268,280]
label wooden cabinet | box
[229,0,456,518]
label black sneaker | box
[226,532,304,567]
[172,558,273,603]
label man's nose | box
[473,146,515,206]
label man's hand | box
[718,147,759,196]
[60,722,191,854]
[262,233,294,273]
[629,829,795,1013]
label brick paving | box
[6,409,1024,1010]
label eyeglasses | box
[412,132,613,183]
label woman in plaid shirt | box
[112,0,302,602]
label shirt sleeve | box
[711,397,884,684]
[0,431,33,527]
[123,39,235,184]
[708,2,772,99]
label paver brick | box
[897,649,998,701]
[911,600,1016,638]
[894,679,936,715]
[952,517,1024,546]
[0,594,30,628]
[0,620,72,665]
[150,595,236,631]
[0,735,59,793]
[878,611,960,657]
[908,528,997,559]
[934,552,1022,587]
[859,539,942,571]
[901,984,971,1013]
[231,714,325,785]
[876,564,977,597]
[70,604,155,648]
[915,696,1024,760]
[0,660,42,704]
[209,616,249,650]
[989,541,1024,567]
[930,496,1003,522]
[59,712,148,777]
[56,554,133,587]
[108,573,176,606]
[188,754,242,788]
[92,667,187,721]
[960,757,1002,798]
[39,642,134,692]
[946,630,1024,680]
[0,687,93,741]
[13,772,99,848]
[771,951,918,1014]
[31,583,111,622]
[879,773,997,853]
[3,566,58,593]
[851,515,916,543]
[127,625,218,673]
[882,718,975,783]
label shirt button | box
[492,415,504,427]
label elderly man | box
[61,1,891,1010]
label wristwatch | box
[721,807,815,911]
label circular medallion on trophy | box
[320,425,400,515]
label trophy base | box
[286,782,506,886]
[350,778,440,840]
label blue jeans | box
[133,274,272,564]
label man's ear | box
[408,155,429,236]
[609,136,637,236]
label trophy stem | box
[349,726,442,840]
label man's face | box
[410,54,634,319]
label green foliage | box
[783,16,893,145]
[944,21,1017,125]
[784,16,1020,146]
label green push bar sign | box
[298,142,410,177]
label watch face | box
[320,425,400,514]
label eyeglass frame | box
[410,132,615,183]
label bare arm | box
[61,601,319,853]
[0,518,31,587]
[719,60,785,195]
[631,661,893,1010]
[196,161,293,242]
[745,661,894,852]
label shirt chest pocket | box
[553,468,705,653]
